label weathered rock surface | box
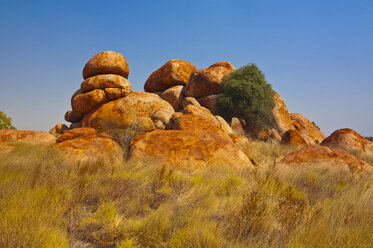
[72,89,108,115]
[129,111,254,169]
[65,110,83,123]
[185,62,235,98]
[81,74,132,94]
[291,113,325,145]
[229,133,249,147]
[81,91,174,131]
[182,97,200,109]
[278,145,373,177]
[0,129,56,146]
[198,94,218,114]
[231,117,246,135]
[49,123,69,136]
[183,105,220,128]
[52,128,123,165]
[215,115,232,133]
[160,85,185,111]
[272,91,294,136]
[83,51,129,79]
[321,128,373,154]
[144,59,196,92]
[280,129,307,146]
[104,88,130,101]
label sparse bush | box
[312,121,321,130]
[0,110,15,129]
[216,64,275,128]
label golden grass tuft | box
[0,141,372,247]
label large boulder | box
[215,115,232,133]
[0,129,56,146]
[198,94,218,114]
[290,113,325,144]
[278,145,373,178]
[185,61,235,98]
[80,74,132,94]
[144,59,196,92]
[321,128,373,155]
[128,112,254,169]
[272,91,294,136]
[81,91,174,131]
[49,123,69,136]
[182,97,200,109]
[83,51,129,79]
[52,128,123,165]
[280,129,307,146]
[160,85,185,111]
[71,89,108,115]
[64,110,83,123]
[182,105,220,128]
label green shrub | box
[0,111,15,129]
[216,64,275,128]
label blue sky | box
[0,0,372,136]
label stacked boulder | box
[64,51,132,129]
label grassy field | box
[0,142,372,248]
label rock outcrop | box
[160,85,185,111]
[128,111,254,169]
[64,52,133,128]
[0,129,56,146]
[321,128,373,155]
[52,128,123,165]
[49,123,69,136]
[83,51,129,79]
[81,91,174,131]
[278,145,373,177]
[185,61,235,98]
[290,113,325,144]
[280,129,307,146]
[144,59,196,92]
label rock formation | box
[280,129,307,146]
[144,59,196,92]
[321,128,373,155]
[278,145,373,178]
[52,128,123,165]
[290,113,325,144]
[0,129,56,146]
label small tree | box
[0,111,15,129]
[216,64,275,128]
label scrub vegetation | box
[0,142,372,248]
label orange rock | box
[70,121,82,129]
[144,59,196,92]
[64,110,83,123]
[208,61,235,71]
[81,91,174,131]
[129,112,254,169]
[290,113,326,144]
[183,105,220,128]
[72,89,108,115]
[81,74,132,94]
[160,85,185,111]
[231,117,246,135]
[104,88,130,101]
[198,94,218,113]
[248,91,293,142]
[278,145,373,177]
[185,62,235,98]
[182,97,200,109]
[280,129,307,146]
[321,128,373,154]
[52,128,123,165]
[83,51,129,79]
[215,115,232,133]
[49,123,69,136]
[229,133,249,146]
[0,129,56,146]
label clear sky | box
[0,0,372,136]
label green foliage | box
[312,121,321,130]
[0,111,15,129]
[216,64,275,128]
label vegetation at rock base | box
[0,142,372,248]
[216,64,275,128]
[0,111,15,129]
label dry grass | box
[0,141,372,247]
